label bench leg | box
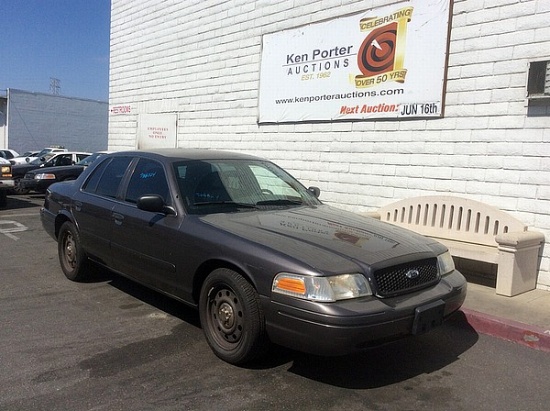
[496,243,541,296]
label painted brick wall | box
[109,0,550,290]
[7,89,108,154]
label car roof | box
[110,148,264,162]
[50,151,91,155]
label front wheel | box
[13,178,30,195]
[199,268,269,365]
[58,221,90,281]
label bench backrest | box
[378,196,527,246]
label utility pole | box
[50,77,60,95]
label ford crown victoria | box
[21,151,110,193]
[41,149,467,364]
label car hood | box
[12,163,41,176]
[199,205,442,274]
[24,164,85,176]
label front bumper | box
[20,177,53,191]
[0,179,15,188]
[263,269,467,356]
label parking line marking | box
[0,213,40,218]
[0,220,28,240]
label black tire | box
[58,221,90,281]
[0,190,7,208]
[199,268,269,365]
[13,178,30,195]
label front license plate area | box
[412,299,445,335]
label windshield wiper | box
[255,199,303,206]
[193,201,258,209]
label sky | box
[1,0,111,102]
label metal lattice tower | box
[50,77,60,95]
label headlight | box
[33,173,56,180]
[437,251,455,276]
[1,166,12,176]
[272,273,372,302]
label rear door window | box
[83,157,133,198]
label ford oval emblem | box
[405,269,420,280]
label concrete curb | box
[460,308,550,353]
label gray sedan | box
[41,149,467,365]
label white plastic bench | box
[366,196,544,296]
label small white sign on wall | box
[137,113,177,149]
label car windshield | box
[35,149,54,158]
[173,159,321,214]
[19,151,37,157]
[30,153,55,165]
[76,152,105,166]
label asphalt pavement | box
[1,193,549,411]
[1,193,549,353]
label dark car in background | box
[41,149,467,365]
[21,151,110,193]
[12,151,91,194]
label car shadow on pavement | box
[83,262,202,328]
[79,262,480,383]
[285,311,478,388]
[3,194,44,210]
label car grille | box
[373,257,439,297]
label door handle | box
[112,212,124,225]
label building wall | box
[0,97,6,149]
[7,89,108,154]
[109,0,550,290]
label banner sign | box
[258,0,451,123]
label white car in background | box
[9,151,40,165]
[0,149,19,164]
[10,147,68,165]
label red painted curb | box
[460,308,550,353]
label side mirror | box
[25,157,30,163]
[137,194,176,215]
[308,186,321,198]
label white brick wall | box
[109,0,550,290]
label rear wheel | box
[199,268,269,365]
[58,221,90,281]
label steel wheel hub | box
[64,235,76,268]
[210,289,243,343]
[218,302,235,330]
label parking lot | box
[1,194,549,411]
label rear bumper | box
[40,207,58,241]
[263,270,467,356]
